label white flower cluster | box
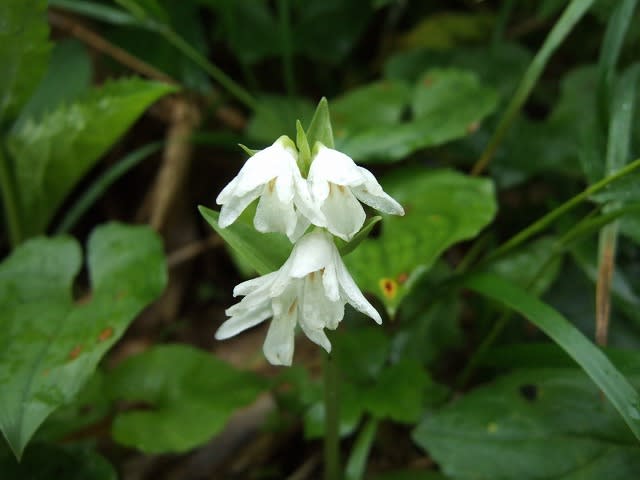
[215,136,404,365]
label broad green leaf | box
[0,0,50,124]
[108,344,266,453]
[7,78,176,237]
[0,223,166,458]
[337,69,498,163]
[291,0,373,64]
[398,12,494,50]
[391,284,462,366]
[384,43,531,99]
[0,444,116,480]
[15,39,91,127]
[247,95,315,145]
[304,328,446,438]
[331,82,411,137]
[346,169,496,314]
[306,97,335,149]
[465,272,640,441]
[34,371,110,442]
[198,206,291,275]
[413,369,640,480]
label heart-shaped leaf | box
[108,344,266,453]
[0,223,166,458]
[345,168,497,314]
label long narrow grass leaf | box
[465,272,640,441]
[472,0,595,175]
[55,142,163,234]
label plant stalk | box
[324,352,341,480]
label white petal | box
[308,146,365,188]
[254,186,298,239]
[299,320,332,353]
[287,230,334,278]
[216,175,240,205]
[293,172,326,227]
[217,186,262,228]
[232,142,295,196]
[301,272,344,330]
[352,168,404,216]
[321,256,340,302]
[263,297,298,366]
[335,253,382,324]
[233,272,278,297]
[215,302,272,339]
[320,183,366,241]
[290,214,311,242]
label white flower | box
[215,230,382,366]
[307,145,405,241]
[216,136,321,241]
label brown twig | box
[48,9,178,85]
[167,234,223,269]
[596,229,617,346]
[148,97,202,231]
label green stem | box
[482,157,640,265]
[324,352,341,480]
[0,145,22,247]
[160,27,258,111]
[278,0,296,96]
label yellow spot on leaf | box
[379,278,398,299]
[487,422,498,433]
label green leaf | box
[108,344,266,453]
[331,81,411,138]
[306,97,335,149]
[7,78,176,237]
[198,206,291,275]
[413,369,640,480]
[398,12,494,50]
[464,272,640,441]
[15,39,92,128]
[0,444,116,480]
[337,69,498,163]
[0,0,51,124]
[345,169,496,314]
[0,223,166,458]
[247,95,315,145]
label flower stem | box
[324,351,341,480]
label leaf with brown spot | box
[0,223,166,459]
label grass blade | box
[465,272,640,442]
[471,0,595,175]
[55,142,163,234]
